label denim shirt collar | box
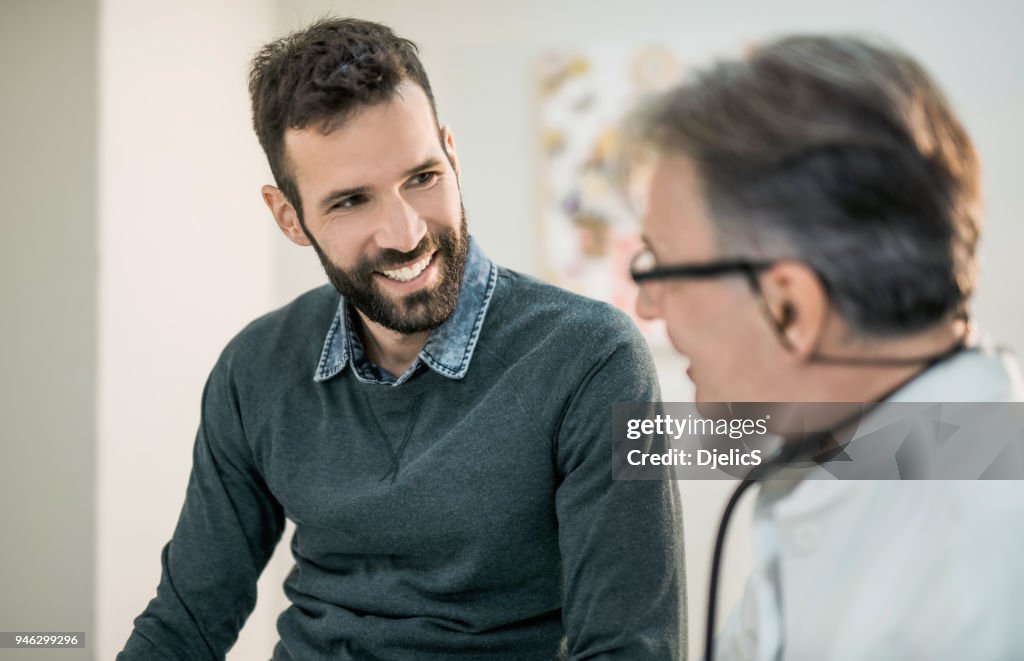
[313,236,497,386]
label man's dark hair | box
[633,35,981,337]
[249,17,437,220]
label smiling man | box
[265,76,471,377]
[117,18,684,661]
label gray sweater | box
[119,268,685,660]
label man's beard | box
[307,211,469,335]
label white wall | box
[95,2,281,658]
[93,2,1024,660]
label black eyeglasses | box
[629,246,776,285]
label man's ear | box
[262,184,311,247]
[758,261,829,360]
[440,125,461,182]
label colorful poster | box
[538,46,683,346]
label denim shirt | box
[313,237,497,386]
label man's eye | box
[410,172,438,187]
[333,195,366,210]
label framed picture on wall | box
[537,45,684,347]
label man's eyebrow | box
[403,157,443,178]
[319,185,369,213]
[317,158,445,213]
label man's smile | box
[377,251,435,283]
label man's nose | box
[377,194,426,253]
[634,285,662,321]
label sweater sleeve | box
[555,333,687,660]
[118,355,286,660]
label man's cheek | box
[664,315,692,357]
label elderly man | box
[630,35,1024,659]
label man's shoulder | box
[495,268,638,331]
[490,267,642,345]
[478,267,661,426]
[218,283,338,378]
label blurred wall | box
[0,2,97,660]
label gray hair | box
[632,35,981,337]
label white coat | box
[714,345,1024,661]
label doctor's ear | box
[262,185,311,247]
[778,302,796,329]
[759,262,828,359]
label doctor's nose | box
[635,285,663,321]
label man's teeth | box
[380,254,432,282]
